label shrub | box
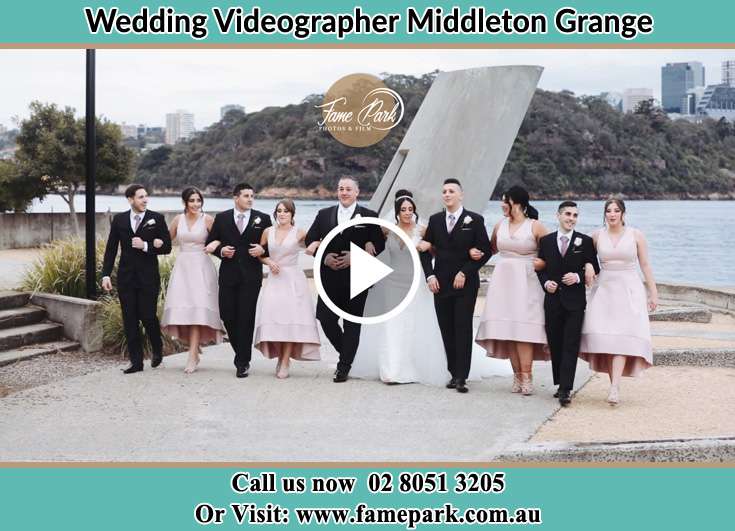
[21,238,112,298]
[22,237,182,356]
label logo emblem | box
[316,73,404,147]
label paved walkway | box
[0,248,40,290]
[0,340,591,461]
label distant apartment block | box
[661,62,705,113]
[0,124,7,135]
[723,60,735,87]
[221,104,245,118]
[622,88,654,113]
[165,110,195,144]
[119,122,138,139]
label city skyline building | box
[165,110,195,144]
[622,87,654,113]
[661,62,705,113]
[723,60,735,87]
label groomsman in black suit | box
[419,178,492,393]
[206,183,272,378]
[101,184,172,374]
[536,201,599,406]
[305,177,385,383]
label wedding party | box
[99,175,658,408]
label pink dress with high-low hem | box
[579,227,653,377]
[254,225,321,360]
[161,213,224,344]
[475,218,549,360]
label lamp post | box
[85,49,96,300]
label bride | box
[351,189,511,385]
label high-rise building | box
[661,62,705,113]
[220,104,245,118]
[0,124,7,135]
[722,60,735,87]
[622,88,654,113]
[696,84,735,122]
[165,110,195,144]
[119,122,138,139]
[681,86,706,115]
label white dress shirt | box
[130,209,148,253]
[233,208,251,230]
[544,228,580,291]
[337,201,357,226]
[445,206,464,232]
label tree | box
[15,101,134,235]
[0,159,44,212]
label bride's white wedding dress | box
[351,224,512,386]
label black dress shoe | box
[122,365,143,374]
[558,390,571,406]
[236,365,249,378]
[455,380,469,394]
[553,388,560,398]
[333,370,348,383]
[151,353,163,368]
[446,378,458,389]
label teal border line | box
[1,1,733,45]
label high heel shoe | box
[276,362,290,379]
[607,385,620,405]
[511,374,522,393]
[184,354,199,374]
[520,372,533,396]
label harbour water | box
[27,195,735,287]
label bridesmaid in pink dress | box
[475,186,549,395]
[254,199,321,378]
[579,198,658,405]
[161,187,224,373]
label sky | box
[1,49,733,130]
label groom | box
[420,178,491,393]
[101,184,172,374]
[536,201,599,406]
[305,176,384,383]
[207,183,271,378]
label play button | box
[312,216,422,325]
[349,242,393,299]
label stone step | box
[0,291,30,311]
[0,340,80,367]
[0,322,64,352]
[650,307,712,323]
[0,305,47,331]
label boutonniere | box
[253,216,261,225]
[574,237,582,246]
[355,213,362,219]
[463,215,472,225]
[146,219,156,226]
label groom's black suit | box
[420,209,491,382]
[536,230,599,394]
[305,203,385,374]
[102,209,172,368]
[207,209,272,369]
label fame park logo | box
[316,73,404,147]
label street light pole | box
[85,49,97,300]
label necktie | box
[447,214,456,232]
[133,214,141,232]
[236,213,245,234]
[560,235,569,256]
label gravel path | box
[0,350,121,398]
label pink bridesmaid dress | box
[161,213,224,344]
[254,225,321,360]
[475,218,549,360]
[579,227,653,376]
